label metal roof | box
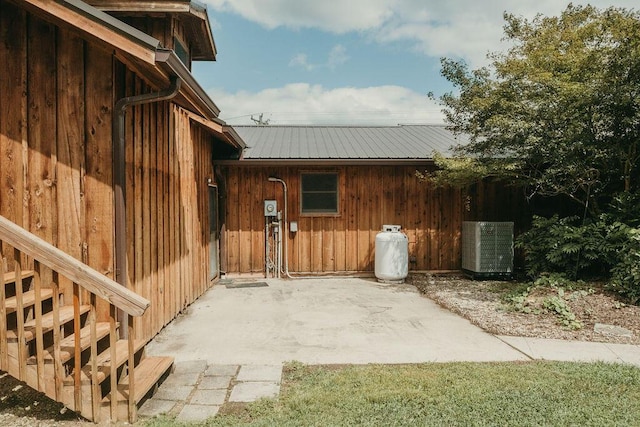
[233,125,469,163]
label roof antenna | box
[250,113,270,126]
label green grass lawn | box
[147,361,640,427]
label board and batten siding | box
[222,165,517,275]
[0,4,216,342]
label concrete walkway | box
[141,277,640,422]
[498,336,640,365]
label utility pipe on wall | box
[113,76,181,337]
[268,177,334,280]
[268,177,293,278]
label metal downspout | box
[113,76,181,337]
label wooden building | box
[219,125,528,276]
[0,0,242,422]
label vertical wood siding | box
[222,165,528,274]
[0,6,216,342]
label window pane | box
[301,173,338,214]
[174,37,189,66]
[302,193,337,212]
[301,174,337,192]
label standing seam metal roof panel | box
[233,125,466,160]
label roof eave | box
[188,1,217,60]
[214,159,436,166]
[15,0,224,124]
[13,0,160,65]
[85,0,217,61]
[186,111,246,150]
[216,122,246,149]
[156,49,221,118]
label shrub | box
[608,193,640,227]
[515,215,611,279]
[517,214,640,304]
[608,227,640,304]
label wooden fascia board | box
[86,0,192,13]
[186,111,245,149]
[188,111,224,133]
[117,52,172,91]
[14,0,157,65]
[222,125,245,149]
[156,50,220,116]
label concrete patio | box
[147,277,527,365]
[142,277,640,422]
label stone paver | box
[162,370,201,387]
[205,364,239,377]
[237,364,282,383]
[198,375,233,389]
[138,398,177,417]
[137,362,284,422]
[190,389,228,406]
[229,381,281,403]
[176,404,221,422]
[173,360,208,374]
[153,385,193,401]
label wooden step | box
[2,269,35,285]
[63,338,146,386]
[115,356,174,404]
[6,305,91,343]
[28,322,112,365]
[5,288,54,313]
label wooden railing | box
[0,215,150,422]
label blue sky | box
[195,0,638,126]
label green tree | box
[436,4,640,216]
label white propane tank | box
[374,225,409,283]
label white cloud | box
[209,84,444,125]
[205,0,640,67]
[289,44,350,71]
[327,45,349,70]
[205,0,394,33]
[204,1,639,126]
[288,53,315,71]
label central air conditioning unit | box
[462,221,513,279]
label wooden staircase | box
[0,215,173,423]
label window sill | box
[299,212,341,218]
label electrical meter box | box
[264,200,277,217]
